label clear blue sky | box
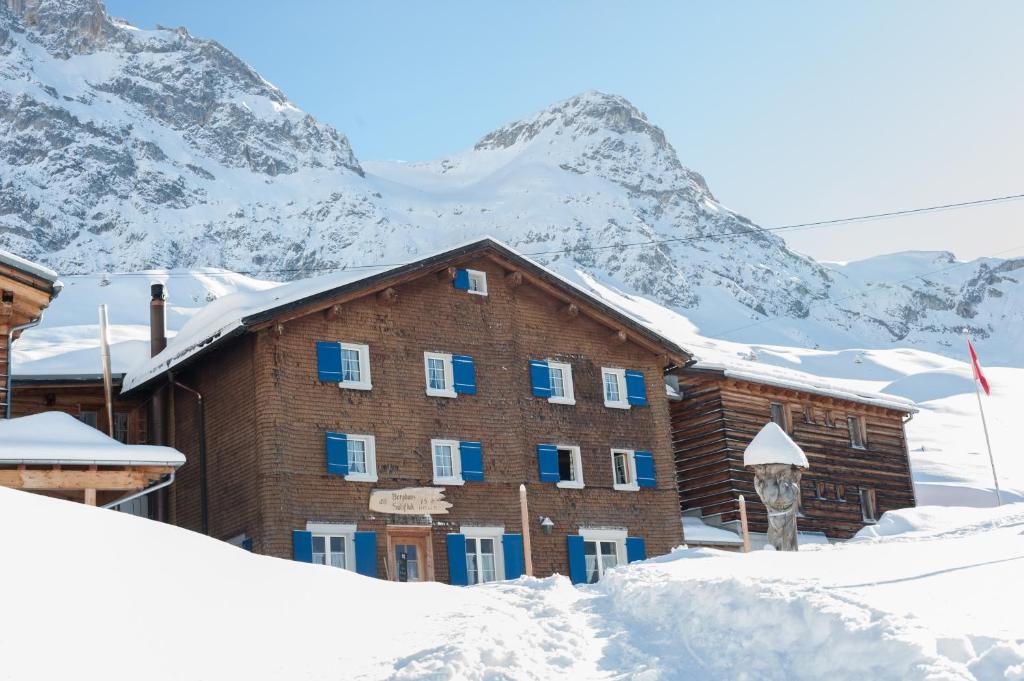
[105,1,1024,262]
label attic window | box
[848,416,866,449]
[467,270,487,295]
[770,402,789,431]
[803,406,816,424]
[1,290,13,304]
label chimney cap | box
[151,283,166,301]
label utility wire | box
[710,242,1024,339]
[56,191,1024,279]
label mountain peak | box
[475,90,667,151]
[5,0,115,56]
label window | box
[113,412,130,443]
[79,410,98,429]
[860,488,878,522]
[823,410,836,427]
[339,342,372,390]
[770,402,788,431]
[467,270,488,295]
[815,481,828,500]
[432,439,464,485]
[848,416,866,449]
[465,536,498,585]
[802,406,816,424]
[306,523,355,570]
[611,449,638,491]
[424,352,456,398]
[556,446,584,489]
[580,529,625,583]
[602,368,629,409]
[836,484,847,502]
[547,361,575,405]
[346,435,377,482]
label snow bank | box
[0,412,184,466]
[744,422,809,467]
[4,487,1024,679]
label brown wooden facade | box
[10,375,149,444]
[671,367,916,540]
[126,240,691,584]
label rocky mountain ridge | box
[1,0,1020,364]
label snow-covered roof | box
[743,422,809,467]
[0,248,61,284]
[682,517,743,545]
[0,412,185,466]
[122,237,692,393]
[690,360,918,413]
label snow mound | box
[852,504,1024,541]
[743,422,810,467]
[881,369,977,403]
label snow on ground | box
[11,267,1023,507]
[2,487,1023,680]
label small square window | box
[79,410,98,429]
[338,343,372,390]
[344,434,377,482]
[555,445,584,488]
[802,406,815,424]
[823,410,836,428]
[547,361,575,405]
[602,368,629,409]
[848,415,866,449]
[611,449,638,491]
[424,352,456,398]
[432,439,464,485]
[466,270,488,296]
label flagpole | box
[965,332,1002,507]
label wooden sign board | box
[369,487,451,515]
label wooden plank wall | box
[672,371,915,540]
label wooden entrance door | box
[386,526,434,582]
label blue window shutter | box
[316,341,342,382]
[625,370,648,406]
[503,534,525,580]
[567,535,587,584]
[537,444,560,482]
[529,360,551,398]
[354,531,378,577]
[292,530,313,563]
[447,534,469,585]
[453,355,477,395]
[453,269,470,290]
[460,441,484,481]
[325,432,349,476]
[241,537,253,552]
[635,451,656,488]
[626,537,646,563]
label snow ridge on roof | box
[0,412,185,466]
[0,248,61,284]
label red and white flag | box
[967,338,991,396]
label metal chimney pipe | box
[150,283,167,357]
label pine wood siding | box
[10,380,148,443]
[672,370,915,540]
[161,252,684,580]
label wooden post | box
[85,465,97,506]
[98,304,114,437]
[519,484,534,576]
[738,495,751,553]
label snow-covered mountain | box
[1,0,1021,364]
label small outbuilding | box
[0,412,185,507]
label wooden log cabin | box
[1,249,61,419]
[121,238,691,584]
[670,364,917,543]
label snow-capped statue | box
[744,422,809,552]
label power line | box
[710,242,1024,339]
[56,191,1024,279]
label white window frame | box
[343,434,378,483]
[546,360,576,405]
[601,368,630,409]
[555,444,585,489]
[466,269,488,296]
[460,525,505,585]
[431,438,464,486]
[579,527,627,582]
[610,448,639,492]
[338,342,372,391]
[306,522,356,571]
[423,352,457,398]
